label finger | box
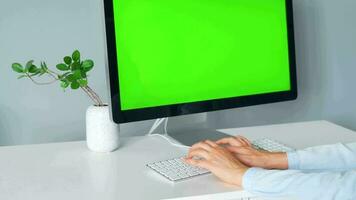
[234,136,250,146]
[226,146,242,153]
[237,136,252,146]
[204,140,218,147]
[185,158,211,170]
[216,137,240,146]
[215,137,232,144]
[237,137,250,147]
[187,148,210,160]
[226,146,251,154]
[191,141,213,152]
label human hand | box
[184,140,248,187]
[216,136,252,148]
[216,136,288,170]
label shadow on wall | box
[0,105,23,146]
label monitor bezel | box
[103,0,298,124]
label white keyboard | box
[147,138,295,182]
[147,157,210,182]
[252,138,295,152]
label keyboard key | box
[147,156,211,182]
[252,138,295,152]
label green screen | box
[113,0,291,111]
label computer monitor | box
[103,0,297,125]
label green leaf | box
[57,72,71,80]
[60,80,70,89]
[81,71,87,78]
[17,75,27,79]
[12,63,24,73]
[26,60,34,68]
[70,81,80,90]
[40,62,48,71]
[64,56,72,65]
[31,69,41,76]
[66,74,76,82]
[72,50,80,61]
[39,68,46,76]
[65,70,83,83]
[82,59,94,72]
[78,79,88,87]
[56,63,69,71]
[66,74,74,82]
[28,65,38,73]
[73,70,82,79]
[71,61,81,71]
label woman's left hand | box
[185,140,249,187]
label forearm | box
[263,143,356,171]
[288,143,356,171]
[242,168,356,200]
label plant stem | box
[85,86,104,106]
[25,71,104,107]
[83,85,104,106]
[26,73,57,85]
[81,86,99,105]
[46,70,59,80]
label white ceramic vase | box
[86,105,120,153]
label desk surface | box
[1,120,356,200]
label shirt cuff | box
[287,151,300,170]
[242,167,265,190]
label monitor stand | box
[148,118,231,147]
[168,128,231,147]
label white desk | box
[1,121,356,200]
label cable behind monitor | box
[147,118,190,149]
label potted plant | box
[11,50,119,153]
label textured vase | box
[86,105,120,153]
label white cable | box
[152,118,161,128]
[148,118,165,135]
[147,117,190,149]
[164,117,168,135]
[148,134,190,149]
[150,118,164,133]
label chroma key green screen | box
[113,0,291,111]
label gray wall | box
[0,0,356,146]
[210,0,356,131]
[0,0,208,146]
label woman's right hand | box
[216,136,289,170]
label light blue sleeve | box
[287,143,356,171]
[242,168,356,200]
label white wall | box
[1,0,356,146]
